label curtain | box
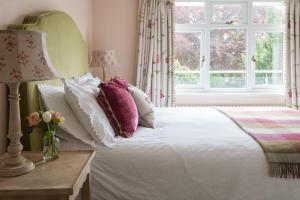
[286,0,300,109]
[136,0,175,107]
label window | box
[211,2,248,24]
[252,2,285,24]
[210,29,247,88]
[175,0,285,93]
[175,2,205,24]
[175,32,202,85]
[254,32,283,86]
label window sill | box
[175,91,285,106]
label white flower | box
[42,111,52,123]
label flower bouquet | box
[27,111,65,161]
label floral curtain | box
[286,0,300,109]
[136,0,175,107]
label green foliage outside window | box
[175,4,283,87]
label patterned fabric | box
[136,0,175,107]
[286,0,300,109]
[91,50,118,68]
[0,30,58,83]
[218,108,300,178]
[128,84,156,128]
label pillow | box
[64,79,116,147]
[37,84,96,147]
[128,84,156,128]
[97,79,138,138]
[73,73,101,96]
[73,73,96,83]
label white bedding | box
[82,107,300,200]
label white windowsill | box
[175,91,285,106]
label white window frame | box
[175,0,285,95]
[251,30,284,89]
[210,1,248,24]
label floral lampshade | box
[91,50,119,68]
[0,30,59,83]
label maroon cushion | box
[97,79,138,138]
[110,77,128,88]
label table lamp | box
[0,30,59,176]
[90,50,118,81]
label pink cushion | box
[97,78,138,138]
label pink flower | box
[52,112,65,123]
[26,34,36,49]
[52,112,61,119]
[32,66,44,79]
[147,19,155,29]
[27,112,41,127]
[9,68,22,81]
[288,89,293,98]
[17,51,29,66]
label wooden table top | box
[0,150,95,196]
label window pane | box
[210,73,246,88]
[210,29,247,88]
[255,72,282,85]
[252,2,284,24]
[255,32,283,86]
[175,2,205,24]
[175,32,201,85]
[210,29,247,71]
[211,2,247,24]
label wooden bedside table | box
[0,150,95,200]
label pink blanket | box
[217,108,300,178]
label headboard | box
[8,11,89,150]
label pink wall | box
[92,0,139,84]
[0,0,93,48]
[0,0,93,153]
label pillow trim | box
[64,80,115,148]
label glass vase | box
[43,131,60,161]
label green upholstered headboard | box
[8,11,89,150]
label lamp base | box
[0,153,35,177]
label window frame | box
[209,28,248,89]
[251,30,284,89]
[175,0,285,94]
[210,1,249,24]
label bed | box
[11,11,300,200]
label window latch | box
[200,56,205,68]
[252,56,257,63]
[225,20,234,25]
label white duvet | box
[90,107,300,200]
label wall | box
[0,0,93,47]
[92,0,139,84]
[0,0,93,153]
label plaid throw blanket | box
[217,108,300,178]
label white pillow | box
[74,73,100,87]
[64,79,116,147]
[37,84,96,147]
[128,84,156,128]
